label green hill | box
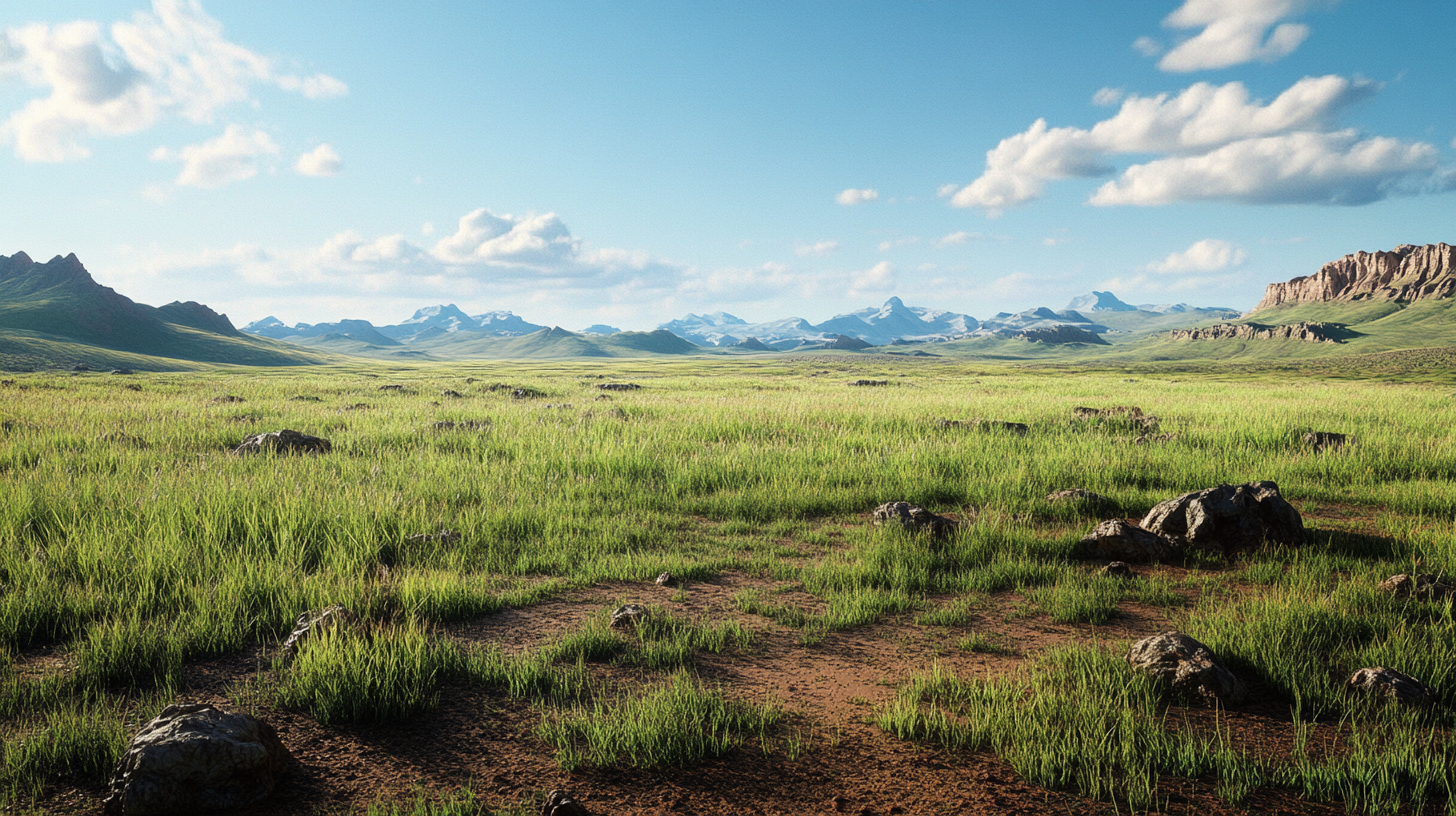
[408,326,702,359]
[0,252,328,370]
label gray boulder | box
[1127,631,1246,705]
[102,703,290,815]
[1078,519,1180,562]
[232,429,331,456]
[872,501,959,537]
[1377,573,1453,600]
[655,572,674,587]
[281,605,357,655]
[610,604,649,630]
[1098,561,1134,579]
[1347,666,1431,705]
[542,789,590,816]
[1141,481,1303,556]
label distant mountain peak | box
[1065,291,1137,312]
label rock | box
[1303,431,1350,452]
[872,501,959,537]
[341,403,371,411]
[483,383,514,392]
[934,418,967,429]
[541,789,590,816]
[1134,433,1177,445]
[1078,519,1180,562]
[211,395,245,404]
[0,379,14,387]
[431,420,489,431]
[1073,406,1159,432]
[1377,573,1454,600]
[596,383,641,391]
[1047,488,1109,504]
[288,395,321,402]
[1098,561,1134,579]
[655,572,674,587]
[281,605,357,654]
[109,369,135,375]
[1168,322,1346,344]
[1141,481,1304,556]
[102,703,290,816]
[511,387,545,399]
[465,378,479,384]
[847,379,889,387]
[1255,243,1455,310]
[379,384,405,391]
[442,390,464,398]
[1016,326,1108,345]
[1127,631,1246,705]
[124,383,143,392]
[232,429,331,455]
[610,604,649,630]
[975,419,1029,436]
[1346,667,1432,705]
[407,530,461,546]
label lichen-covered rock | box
[1098,561,1134,579]
[1377,573,1454,600]
[1141,481,1303,556]
[1127,631,1246,705]
[541,789,590,816]
[1047,488,1110,505]
[232,429,331,456]
[1303,431,1350,452]
[1347,667,1432,705]
[872,501,959,537]
[610,604,649,630]
[655,572,674,587]
[102,703,290,816]
[281,605,357,654]
[1078,519,1180,563]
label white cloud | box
[949,74,1449,212]
[1132,36,1163,57]
[0,0,345,162]
[294,142,341,176]
[877,237,919,251]
[1092,87,1125,106]
[151,123,278,188]
[836,188,879,205]
[1042,237,1069,246]
[1146,239,1246,273]
[937,231,971,247]
[936,183,958,198]
[795,240,838,257]
[849,261,895,296]
[1091,130,1442,206]
[1157,0,1310,73]
[421,222,435,236]
[431,209,582,268]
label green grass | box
[274,623,458,725]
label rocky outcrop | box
[1254,243,1456,310]
[1168,322,1345,343]
[1016,326,1109,345]
[103,704,290,815]
[1127,631,1246,705]
[872,501,959,537]
[1141,481,1303,556]
[232,429,331,455]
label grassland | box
[0,356,1453,814]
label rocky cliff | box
[1254,243,1455,311]
[1168,322,1345,344]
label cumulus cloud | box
[795,240,838,257]
[836,188,879,205]
[1146,239,1246,273]
[151,123,278,188]
[877,237,918,251]
[949,74,1449,212]
[849,261,895,296]
[0,0,345,162]
[1132,37,1164,57]
[935,183,959,198]
[1092,87,1125,106]
[431,209,582,268]
[1156,0,1311,73]
[294,142,341,176]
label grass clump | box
[275,623,459,724]
[0,699,129,806]
[537,672,781,770]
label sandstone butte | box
[1253,243,1455,311]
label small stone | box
[975,419,1029,435]
[1078,519,1180,563]
[211,395,245,404]
[872,501,959,537]
[431,420,489,431]
[102,703,290,816]
[288,395,321,402]
[379,384,405,391]
[847,379,889,387]
[442,389,464,398]
[1303,431,1350,452]
[511,387,545,399]
[610,604,649,630]
[282,605,357,654]
[1346,667,1431,705]
[596,383,641,391]
[232,429,331,455]
[655,572,673,587]
[1127,631,1245,705]
[541,789,590,816]
[1098,562,1134,579]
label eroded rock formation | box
[1254,243,1455,310]
[1168,322,1345,343]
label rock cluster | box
[872,501,959,537]
[232,429,332,455]
[1127,631,1246,705]
[102,704,290,815]
[1254,243,1456,309]
[1168,322,1345,343]
[1141,481,1303,556]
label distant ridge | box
[1254,243,1455,311]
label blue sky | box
[1,1,1452,330]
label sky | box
[1,0,1453,330]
